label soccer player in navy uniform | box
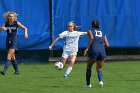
[84,20,109,87]
[0,11,28,75]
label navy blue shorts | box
[6,40,18,50]
[88,50,106,61]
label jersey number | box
[9,28,12,33]
[95,30,102,37]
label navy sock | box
[11,59,19,73]
[86,69,91,85]
[97,71,103,82]
[3,59,11,74]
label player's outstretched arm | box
[17,22,28,39]
[104,35,109,47]
[78,32,88,36]
[84,30,94,56]
[0,24,7,32]
[83,32,88,35]
[49,36,61,50]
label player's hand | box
[1,27,7,30]
[24,34,28,39]
[84,48,88,56]
[49,46,53,50]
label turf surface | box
[0,61,140,93]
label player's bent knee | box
[87,64,93,69]
[96,65,103,71]
[11,54,15,58]
[97,67,102,71]
[7,53,14,59]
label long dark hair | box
[92,19,99,29]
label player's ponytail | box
[68,21,81,31]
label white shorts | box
[62,51,77,58]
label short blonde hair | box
[3,11,18,21]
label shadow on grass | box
[41,85,73,88]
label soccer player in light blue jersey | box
[49,21,87,78]
[0,12,28,75]
[84,20,109,87]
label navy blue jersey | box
[89,28,105,52]
[5,21,19,50]
[88,28,106,61]
[5,21,18,41]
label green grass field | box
[0,61,140,93]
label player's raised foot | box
[85,84,92,88]
[99,81,103,87]
[1,71,5,75]
[13,72,20,75]
[64,75,68,79]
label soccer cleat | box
[13,72,20,75]
[99,81,103,87]
[85,84,92,88]
[64,75,68,78]
[1,71,5,75]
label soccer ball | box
[54,62,63,70]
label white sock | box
[65,67,72,76]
